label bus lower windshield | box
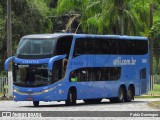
[13,64,51,87]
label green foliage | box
[57,0,82,15]
[56,0,151,35]
[0,0,160,73]
[0,0,54,72]
[150,21,160,39]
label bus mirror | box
[4,56,15,71]
[48,54,67,71]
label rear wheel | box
[65,89,76,106]
[110,87,125,103]
[117,87,125,102]
[33,101,39,107]
[124,86,134,102]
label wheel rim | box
[69,92,73,103]
[119,88,124,101]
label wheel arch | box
[68,86,77,98]
[120,84,127,92]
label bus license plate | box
[27,97,33,101]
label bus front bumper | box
[13,88,66,102]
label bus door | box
[87,55,95,88]
[87,68,94,88]
[140,68,147,94]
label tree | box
[149,0,160,74]
[56,0,151,35]
[0,0,53,72]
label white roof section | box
[22,33,74,39]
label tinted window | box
[69,67,121,82]
[73,38,148,56]
[55,36,73,58]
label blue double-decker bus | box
[5,33,149,107]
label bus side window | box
[73,39,87,57]
[55,36,73,59]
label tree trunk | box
[155,39,159,74]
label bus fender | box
[4,56,15,71]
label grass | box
[149,84,160,95]
[0,92,7,97]
[135,84,160,98]
[135,96,160,98]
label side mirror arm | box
[4,56,15,71]
[48,54,67,71]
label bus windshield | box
[13,64,51,87]
[17,38,57,55]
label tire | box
[33,101,39,107]
[111,87,125,103]
[117,87,125,102]
[65,89,76,106]
[124,86,133,102]
[83,99,102,104]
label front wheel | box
[33,101,39,107]
[65,89,76,106]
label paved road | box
[0,98,160,119]
[0,98,160,111]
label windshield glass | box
[13,64,51,87]
[17,38,57,55]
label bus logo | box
[27,89,32,92]
[22,60,39,64]
[113,57,136,66]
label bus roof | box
[74,34,148,40]
[22,33,74,39]
[22,33,148,40]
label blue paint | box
[4,33,149,103]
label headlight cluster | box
[13,86,57,95]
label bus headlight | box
[14,89,17,92]
[13,88,19,93]
[42,86,57,93]
[43,89,49,93]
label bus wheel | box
[33,101,39,107]
[65,89,76,106]
[83,99,102,104]
[124,86,133,102]
[117,87,125,102]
